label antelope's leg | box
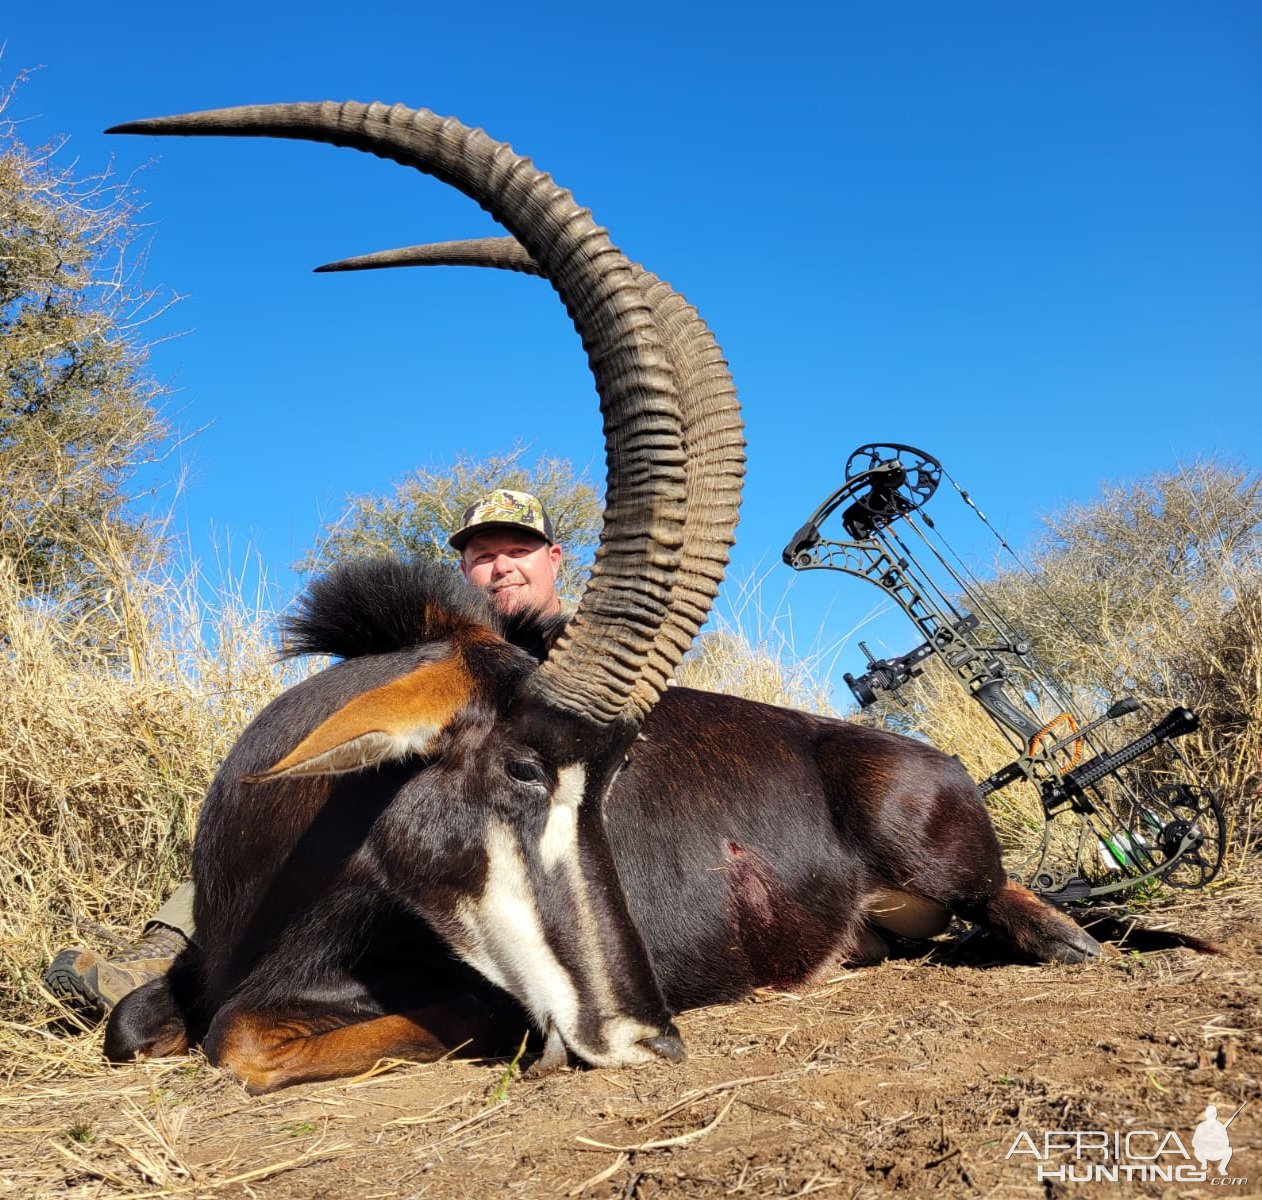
[104,977,192,1062]
[971,879,1102,963]
[206,1001,519,1093]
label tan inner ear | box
[247,654,474,780]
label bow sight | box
[784,443,1226,901]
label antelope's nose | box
[639,1030,686,1063]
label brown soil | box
[2,877,1258,1199]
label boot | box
[44,925,189,1019]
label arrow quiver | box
[784,443,1225,901]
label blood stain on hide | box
[721,840,830,989]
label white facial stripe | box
[453,780,665,1068]
[539,764,585,871]
[553,763,586,808]
[538,807,575,872]
[455,821,579,1033]
[544,778,664,1063]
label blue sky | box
[6,3,1259,687]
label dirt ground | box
[2,874,1258,1200]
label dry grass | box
[676,571,841,713]
[1009,466,1262,856]
[0,533,299,1082]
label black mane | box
[498,605,569,662]
[281,557,567,663]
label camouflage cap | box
[448,489,556,552]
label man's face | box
[460,530,563,616]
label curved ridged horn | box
[108,103,738,723]
[315,236,538,276]
[315,237,745,702]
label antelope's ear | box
[245,655,474,781]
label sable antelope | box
[103,101,1100,1093]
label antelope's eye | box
[506,759,546,784]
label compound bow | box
[783,443,1226,901]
